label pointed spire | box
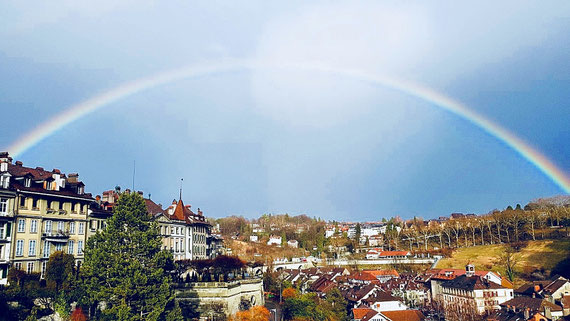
[179,178,183,200]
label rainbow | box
[6,58,570,193]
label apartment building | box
[100,189,215,261]
[159,199,212,260]
[0,153,95,277]
[0,154,16,284]
[440,264,514,316]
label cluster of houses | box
[0,152,223,285]
[277,263,570,321]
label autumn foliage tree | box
[282,287,298,299]
[228,306,270,321]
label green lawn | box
[436,239,570,286]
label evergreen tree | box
[45,251,75,292]
[80,192,180,320]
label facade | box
[0,156,16,284]
[439,265,514,316]
[0,153,95,277]
[158,199,212,260]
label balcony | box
[42,229,70,242]
[0,211,13,217]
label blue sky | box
[0,1,568,221]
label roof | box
[144,198,164,215]
[361,310,380,321]
[442,275,505,291]
[500,296,563,313]
[364,269,400,278]
[7,162,93,200]
[381,310,425,321]
[353,308,374,320]
[165,199,211,226]
[362,290,400,303]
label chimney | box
[465,264,475,277]
[0,152,12,164]
[67,173,79,183]
[534,284,541,292]
[544,306,551,319]
[52,168,61,174]
[15,161,23,166]
[96,195,101,205]
[35,167,44,171]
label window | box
[43,241,51,258]
[77,241,83,255]
[0,175,9,188]
[19,196,26,208]
[29,240,36,256]
[41,261,47,275]
[90,220,97,231]
[55,243,63,251]
[57,221,64,232]
[17,219,25,233]
[24,178,31,187]
[16,240,24,256]
[30,219,37,233]
[58,202,63,210]
[45,220,52,234]
[78,222,84,235]
[32,198,38,209]
[0,198,7,214]
[69,222,75,234]
[68,241,74,254]
[14,262,22,270]
[0,224,4,239]
[27,262,34,273]
[47,200,53,209]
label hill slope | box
[435,239,570,286]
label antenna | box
[132,160,136,191]
[179,178,183,200]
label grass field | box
[436,238,570,286]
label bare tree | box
[525,210,540,241]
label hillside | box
[436,239,570,286]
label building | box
[287,240,299,248]
[439,265,514,316]
[160,199,211,260]
[99,189,218,261]
[1,153,95,277]
[267,235,282,246]
[0,154,16,284]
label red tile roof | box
[381,310,425,321]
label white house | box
[287,240,299,248]
[267,235,282,246]
[440,265,514,315]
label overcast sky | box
[1,1,569,221]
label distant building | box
[439,265,514,316]
[249,235,258,242]
[287,239,298,248]
[267,235,281,246]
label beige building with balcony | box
[0,152,95,277]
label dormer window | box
[24,178,31,187]
[78,186,84,194]
[0,174,9,188]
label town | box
[0,152,568,321]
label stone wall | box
[176,278,265,318]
